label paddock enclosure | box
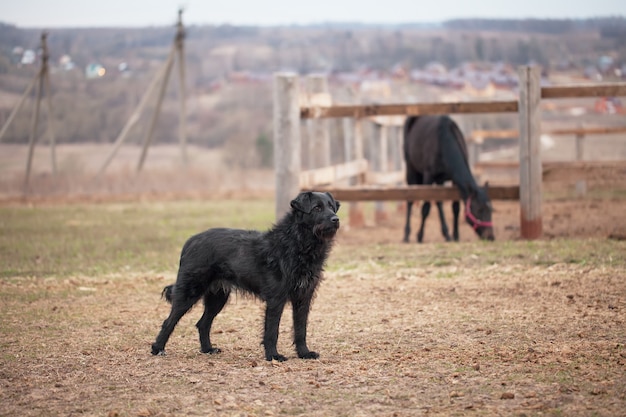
[273,69,626,240]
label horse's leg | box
[434,179,451,241]
[451,200,460,241]
[404,168,421,243]
[435,201,451,241]
[417,201,430,243]
[403,201,413,243]
[416,174,434,243]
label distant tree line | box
[443,17,626,34]
[0,18,624,168]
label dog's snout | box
[331,215,339,224]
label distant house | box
[463,77,496,97]
[59,55,74,71]
[21,49,36,65]
[85,63,106,79]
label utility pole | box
[97,9,189,176]
[0,32,57,194]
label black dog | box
[151,191,340,361]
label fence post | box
[274,73,301,220]
[306,74,331,169]
[575,132,584,161]
[175,8,188,166]
[517,66,542,239]
[347,118,365,227]
[391,125,405,213]
[574,122,586,196]
[373,123,388,223]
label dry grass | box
[1,199,625,416]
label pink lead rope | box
[465,196,493,230]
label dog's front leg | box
[263,300,287,361]
[292,296,319,359]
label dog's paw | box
[151,348,166,356]
[201,347,222,355]
[266,354,288,362]
[298,351,320,360]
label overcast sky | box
[2,0,625,28]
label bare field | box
[1,242,625,416]
[1,198,625,417]
[0,144,274,202]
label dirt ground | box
[1,144,625,416]
[1,237,625,416]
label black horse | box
[403,115,494,243]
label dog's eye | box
[313,205,323,212]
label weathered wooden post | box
[137,47,175,172]
[306,74,331,169]
[373,122,388,223]
[98,10,187,176]
[468,132,482,171]
[390,124,405,213]
[274,73,301,220]
[24,32,53,193]
[390,125,403,175]
[575,131,584,161]
[343,117,365,227]
[517,66,542,239]
[0,78,37,143]
[574,122,586,196]
[96,58,171,177]
[175,8,188,166]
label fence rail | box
[301,100,518,119]
[470,126,626,143]
[310,185,520,202]
[300,84,626,119]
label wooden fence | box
[471,126,626,171]
[273,67,626,239]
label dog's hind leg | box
[196,289,230,354]
[151,296,197,356]
[263,300,288,361]
[292,296,319,359]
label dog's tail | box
[161,285,174,303]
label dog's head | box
[290,192,340,240]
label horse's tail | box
[403,116,419,159]
[403,116,419,142]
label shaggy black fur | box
[151,191,340,361]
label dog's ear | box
[290,192,313,213]
[325,192,340,212]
